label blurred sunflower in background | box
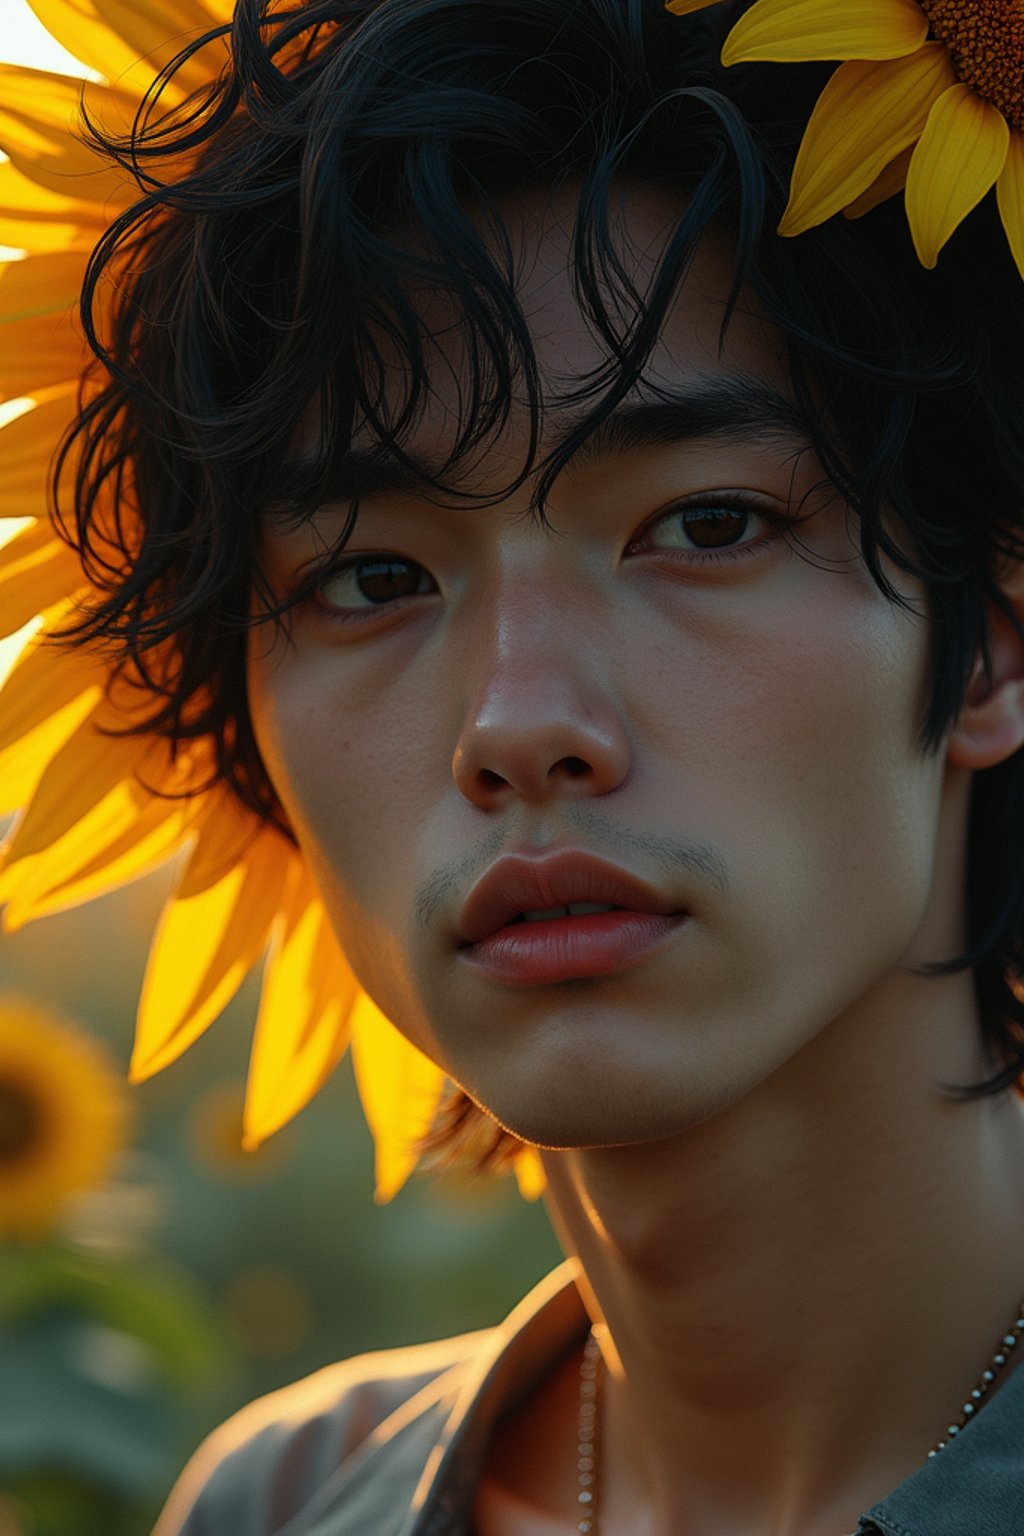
[0,990,227,1536]
[0,996,128,1237]
[667,0,1024,275]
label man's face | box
[248,184,955,1149]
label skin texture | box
[248,185,1024,1535]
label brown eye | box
[316,557,434,611]
[677,507,751,549]
[638,502,761,554]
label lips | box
[456,850,684,946]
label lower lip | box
[459,910,686,986]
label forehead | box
[342,179,795,495]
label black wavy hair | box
[55,0,1024,1167]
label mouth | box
[504,901,622,925]
[452,847,689,983]
[458,904,688,986]
[456,850,683,949]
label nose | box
[451,587,632,810]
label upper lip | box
[456,850,684,946]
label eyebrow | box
[275,376,815,508]
[563,378,812,472]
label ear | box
[947,562,1024,770]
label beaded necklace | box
[574,1298,1024,1535]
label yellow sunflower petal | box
[664,0,725,14]
[0,787,194,925]
[167,780,264,894]
[0,220,89,256]
[0,254,92,402]
[906,84,1010,268]
[0,705,208,916]
[0,521,82,636]
[779,43,956,237]
[26,0,153,98]
[0,250,85,321]
[0,383,78,520]
[0,624,103,811]
[0,320,84,403]
[513,1147,546,1200]
[132,819,290,1080]
[721,0,927,66]
[0,618,101,747]
[349,992,446,1203]
[0,248,90,405]
[843,142,914,219]
[0,64,138,207]
[0,157,95,218]
[27,0,226,103]
[997,132,1024,283]
[0,693,152,875]
[100,0,229,98]
[243,863,359,1149]
[0,162,103,254]
[0,257,86,404]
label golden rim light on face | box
[921,0,1024,128]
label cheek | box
[248,629,418,844]
[669,575,942,976]
[245,630,440,1004]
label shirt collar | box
[296,1259,1024,1536]
[410,1260,589,1535]
[862,1355,1024,1535]
[420,1261,1024,1536]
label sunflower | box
[0,996,128,1236]
[0,1,548,1202]
[667,0,1024,276]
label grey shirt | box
[154,1262,1024,1535]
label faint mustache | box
[414,806,729,931]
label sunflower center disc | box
[920,0,1024,128]
[0,1079,44,1163]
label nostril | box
[561,757,590,778]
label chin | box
[471,1072,739,1153]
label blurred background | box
[0,7,563,1534]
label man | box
[14,0,1024,1531]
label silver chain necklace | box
[575,1296,1024,1535]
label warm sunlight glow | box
[0,399,37,683]
[0,3,95,77]
[0,3,97,259]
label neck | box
[541,971,1024,1536]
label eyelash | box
[302,491,790,624]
